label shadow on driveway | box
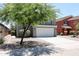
[0,41,62,56]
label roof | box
[68,16,79,21]
[56,16,73,22]
[0,23,10,31]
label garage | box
[33,25,57,37]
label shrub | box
[11,30,15,36]
[60,32,63,35]
[19,29,31,37]
[0,38,4,44]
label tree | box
[10,24,16,36]
[0,3,58,45]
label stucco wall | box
[56,18,79,34]
[0,25,9,38]
[67,20,79,31]
[56,20,64,34]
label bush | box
[19,29,31,37]
[60,32,63,35]
[11,30,15,36]
[0,38,4,44]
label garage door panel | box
[36,28,54,37]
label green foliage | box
[0,38,4,44]
[0,3,59,45]
[11,30,15,36]
[0,3,58,26]
[11,24,16,36]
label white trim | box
[33,25,57,28]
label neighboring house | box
[16,20,57,37]
[0,23,10,38]
[67,16,79,31]
[56,16,79,35]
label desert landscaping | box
[0,35,79,56]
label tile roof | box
[68,16,79,21]
[56,16,73,22]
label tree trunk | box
[20,24,31,45]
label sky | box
[53,3,79,18]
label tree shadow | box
[8,46,61,56]
[0,41,62,56]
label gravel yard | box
[0,35,79,56]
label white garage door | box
[36,28,54,37]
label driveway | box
[36,36,79,56]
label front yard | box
[0,35,79,56]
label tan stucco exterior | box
[0,24,10,38]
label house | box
[67,16,79,31]
[16,20,57,37]
[56,16,79,35]
[0,23,10,38]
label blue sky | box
[53,3,79,18]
